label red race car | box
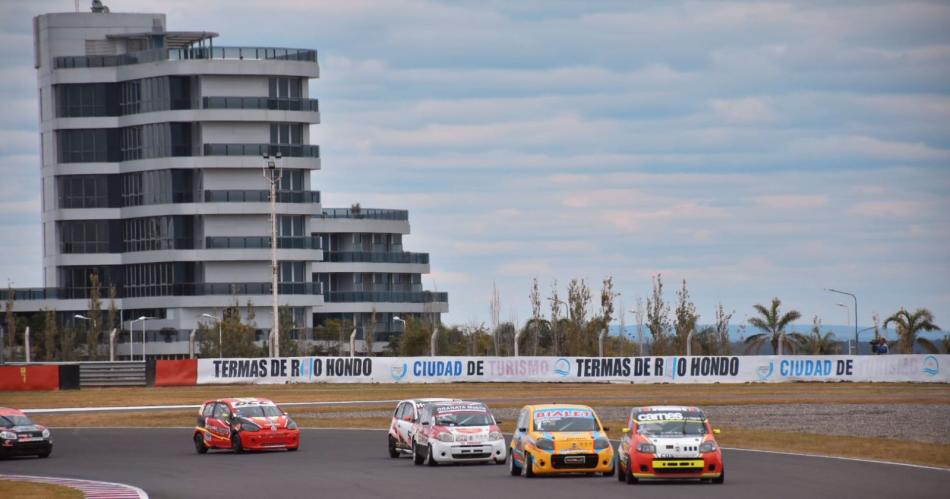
[0,407,53,459]
[194,397,299,454]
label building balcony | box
[203,143,320,158]
[203,190,320,204]
[203,96,319,112]
[205,236,323,250]
[319,208,408,221]
[323,291,448,303]
[324,251,429,264]
[54,46,317,69]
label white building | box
[5,6,447,358]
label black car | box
[0,408,53,458]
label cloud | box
[753,195,828,209]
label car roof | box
[0,407,27,416]
[208,397,276,406]
[632,405,702,413]
[526,403,594,411]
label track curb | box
[0,473,148,498]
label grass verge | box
[0,480,83,499]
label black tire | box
[194,434,208,454]
[388,435,399,458]
[287,446,298,452]
[616,458,625,482]
[231,433,244,454]
[713,466,724,484]
[425,444,437,466]
[508,451,521,476]
[522,452,535,478]
[412,441,424,466]
[625,460,638,484]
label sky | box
[1,0,948,333]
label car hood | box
[440,425,498,442]
[531,431,602,453]
[10,425,45,433]
[242,416,291,429]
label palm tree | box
[942,335,950,354]
[798,316,841,355]
[744,297,803,354]
[883,308,941,354]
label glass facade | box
[58,124,193,163]
[59,220,117,253]
[57,175,120,208]
[122,216,195,252]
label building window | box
[58,175,110,208]
[269,77,302,99]
[58,129,115,163]
[279,262,305,283]
[55,83,117,117]
[121,126,143,161]
[278,215,304,237]
[278,170,305,191]
[270,123,302,144]
[123,216,193,252]
[60,220,110,253]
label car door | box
[395,403,412,446]
[206,403,232,448]
[414,406,431,446]
[511,409,529,459]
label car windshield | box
[234,405,283,418]
[533,408,599,432]
[434,411,493,427]
[637,421,707,436]
[0,415,33,427]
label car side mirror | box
[494,419,503,424]
[518,427,527,433]
[621,428,630,434]
[421,421,429,426]
[713,429,721,435]
[602,426,610,432]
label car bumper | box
[521,447,615,474]
[239,429,300,450]
[630,453,723,479]
[0,439,53,457]
[429,439,507,463]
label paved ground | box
[0,428,946,499]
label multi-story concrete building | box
[3,6,447,359]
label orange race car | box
[616,405,724,484]
[194,397,299,454]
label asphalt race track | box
[0,428,946,498]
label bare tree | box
[646,274,672,355]
[598,277,618,356]
[529,278,542,355]
[566,278,593,355]
[44,308,58,361]
[490,282,501,356]
[548,280,562,356]
[715,303,734,354]
[364,308,377,356]
[4,283,15,358]
[633,296,644,356]
[86,272,102,360]
[674,279,699,355]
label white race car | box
[388,398,456,458]
[411,401,507,466]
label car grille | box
[18,432,43,438]
[551,453,599,469]
[451,452,491,459]
[652,459,705,474]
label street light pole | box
[836,303,850,354]
[827,288,858,355]
[129,316,151,362]
[201,314,222,358]
[263,153,283,358]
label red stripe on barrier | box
[155,359,197,386]
[0,365,59,391]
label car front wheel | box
[412,441,424,466]
[713,466,724,484]
[231,434,244,454]
[625,460,638,484]
[508,451,521,476]
[388,435,399,458]
[522,452,535,478]
[194,434,208,454]
[425,444,437,466]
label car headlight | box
[489,432,504,441]
[286,419,298,430]
[700,441,718,453]
[594,437,610,450]
[0,431,16,440]
[42,429,51,439]
[239,421,261,432]
[534,438,555,451]
[636,442,656,453]
[437,432,455,443]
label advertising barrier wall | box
[193,354,949,385]
[154,359,197,387]
[0,365,60,391]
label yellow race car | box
[507,404,614,477]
